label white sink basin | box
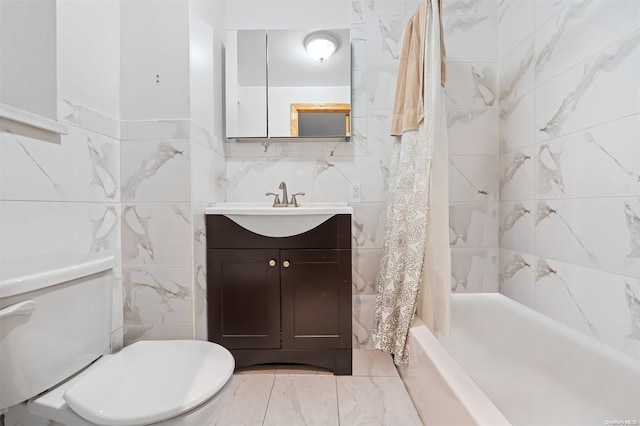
[205,203,353,238]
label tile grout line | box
[335,375,341,426]
[261,375,277,426]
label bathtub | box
[398,293,640,426]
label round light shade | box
[304,33,339,63]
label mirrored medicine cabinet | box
[225,29,351,142]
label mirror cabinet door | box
[225,30,267,138]
[267,29,351,138]
[225,29,350,140]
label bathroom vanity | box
[205,204,352,375]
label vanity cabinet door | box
[208,249,281,349]
[280,249,352,350]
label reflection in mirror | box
[267,29,350,139]
[298,113,347,137]
[290,103,350,137]
[225,30,267,138]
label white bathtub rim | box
[410,318,512,426]
[420,293,640,426]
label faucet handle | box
[290,192,305,207]
[265,192,281,207]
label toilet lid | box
[63,340,234,426]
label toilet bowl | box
[0,254,235,426]
[28,340,234,426]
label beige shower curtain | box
[372,0,450,364]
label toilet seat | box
[29,340,234,426]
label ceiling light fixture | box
[304,32,338,63]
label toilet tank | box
[0,253,115,410]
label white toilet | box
[0,253,234,426]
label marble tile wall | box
[0,99,123,349]
[120,1,227,343]
[443,0,500,294]
[120,119,196,344]
[191,120,226,340]
[0,0,123,353]
[190,0,227,340]
[497,0,640,361]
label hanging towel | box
[390,0,446,136]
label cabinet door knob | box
[268,259,276,267]
[282,260,290,268]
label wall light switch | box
[350,183,361,202]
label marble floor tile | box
[211,375,274,426]
[262,376,339,426]
[337,376,422,426]
[352,349,398,377]
[215,357,421,426]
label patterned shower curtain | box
[372,0,450,364]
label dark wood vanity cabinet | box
[206,214,352,375]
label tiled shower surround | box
[0,0,638,365]
[497,0,640,361]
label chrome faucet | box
[265,181,305,207]
[279,182,288,207]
